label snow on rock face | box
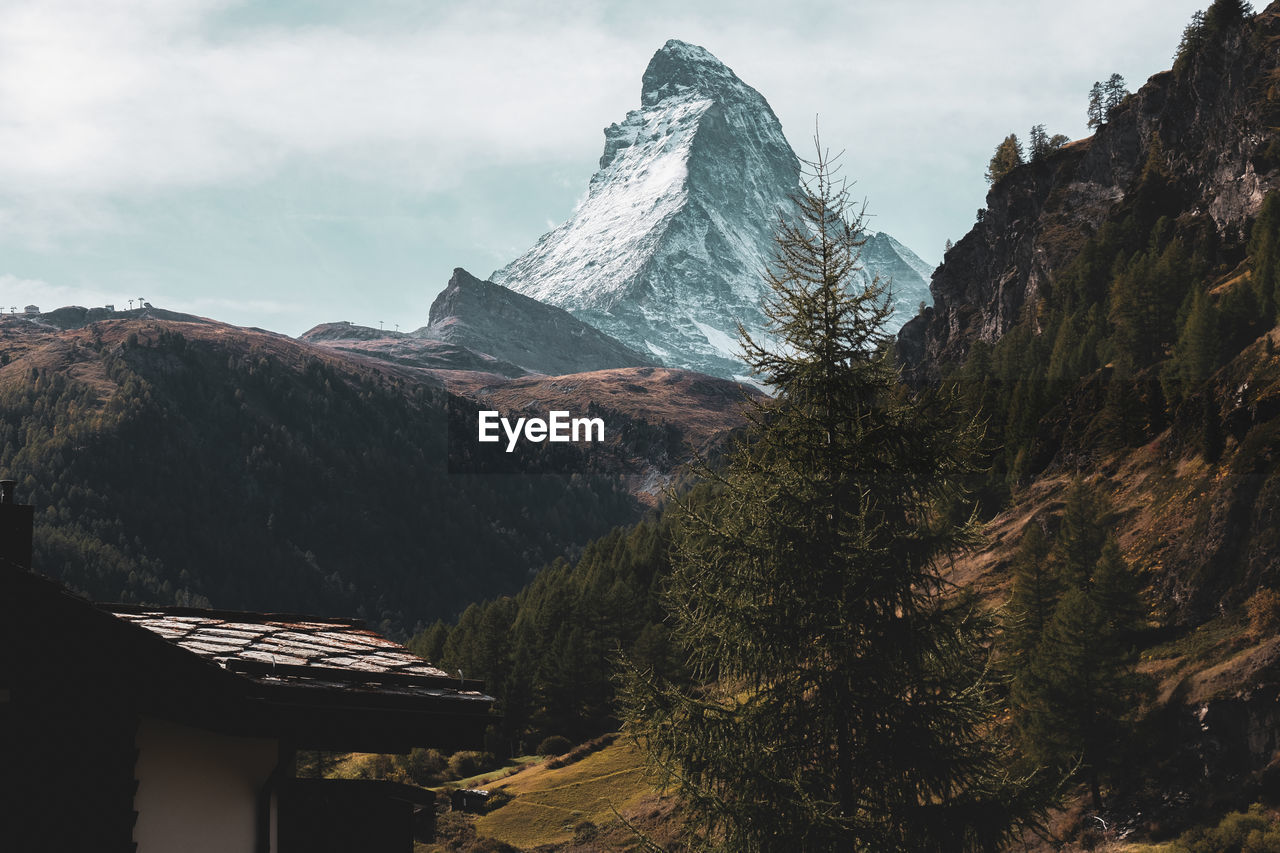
[493,39,931,379]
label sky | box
[0,0,1209,336]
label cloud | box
[0,0,1211,333]
[0,273,120,312]
[0,0,1204,202]
[0,0,637,195]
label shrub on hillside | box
[447,750,498,780]
[1247,589,1280,639]
[536,735,572,756]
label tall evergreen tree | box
[1247,191,1280,319]
[986,133,1025,184]
[1204,0,1253,34]
[1028,125,1049,161]
[1103,73,1129,119]
[623,143,1035,852]
[1087,82,1105,128]
[1006,481,1146,813]
[1174,10,1206,69]
[1160,287,1220,405]
[1001,522,1057,675]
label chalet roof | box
[105,604,488,701]
[3,561,493,752]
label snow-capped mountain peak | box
[493,39,931,379]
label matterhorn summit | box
[493,39,931,379]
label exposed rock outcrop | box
[421,268,656,376]
[900,7,1280,376]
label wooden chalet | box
[0,482,493,852]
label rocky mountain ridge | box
[301,268,656,380]
[423,268,656,376]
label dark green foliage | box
[987,133,1025,185]
[447,750,491,779]
[1103,73,1129,118]
[1,328,635,632]
[1247,191,1280,319]
[1161,287,1221,406]
[942,169,1255,494]
[536,735,573,756]
[1176,2,1254,73]
[404,748,449,785]
[1001,522,1057,674]
[1166,804,1280,853]
[1175,11,1207,70]
[1088,82,1105,128]
[412,504,684,755]
[1205,0,1254,34]
[407,620,449,663]
[1028,125,1048,161]
[1003,481,1147,811]
[1029,125,1068,161]
[623,148,1033,852]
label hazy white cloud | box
[0,0,638,194]
[0,0,1211,332]
[0,0,1203,199]
[0,272,120,312]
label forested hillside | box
[0,316,637,633]
[410,492,697,755]
[899,0,1280,622]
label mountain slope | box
[894,0,1280,633]
[494,39,931,379]
[0,314,639,631]
[887,2,1280,829]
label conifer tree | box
[986,133,1024,184]
[1028,125,1070,161]
[1161,287,1220,405]
[623,142,1035,852]
[1087,82,1105,128]
[1029,125,1049,161]
[1005,480,1146,813]
[1002,523,1057,674]
[1205,0,1253,34]
[1174,10,1206,69]
[1248,191,1280,319]
[1103,73,1129,119]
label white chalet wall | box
[133,716,279,853]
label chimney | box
[0,479,33,570]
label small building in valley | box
[0,481,492,852]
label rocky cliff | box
[900,5,1280,375]
[891,5,1280,830]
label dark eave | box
[3,565,494,753]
